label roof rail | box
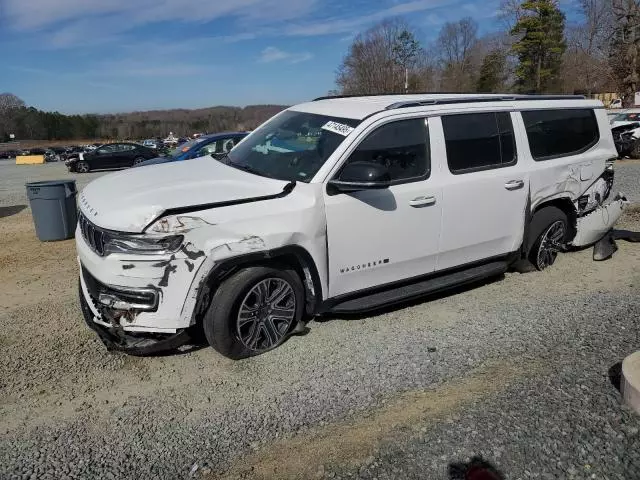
[385,95,586,110]
[312,92,586,105]
[312,92,474,101]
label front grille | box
[78,211,106,256]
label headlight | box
[103,233,183,255]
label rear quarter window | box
[521,109,599,161]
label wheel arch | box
[522,196,577,256]
[191,245,323,325]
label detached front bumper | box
[572,194,629,248]
[79,275,191,356]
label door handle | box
[504,180,524,190]
[409,195,436,207]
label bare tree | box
[562,0,615,94]
[336,19,425,95]
[610,0,640,105]
[0,93,25,112]
[436,17,479,91]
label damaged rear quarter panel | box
[529,157,606,210]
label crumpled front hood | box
[79,157,290,232]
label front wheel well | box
[192,247,322,327]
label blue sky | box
[0,0,577,114]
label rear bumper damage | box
[571,193,629,261]
[572,194,629,248]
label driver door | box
[94,145,118,169]
[323,118,443,298]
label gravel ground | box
[0,159,106,207]
[0,161,639,480]
[614,161,640,203]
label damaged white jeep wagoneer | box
[77,94,628,359]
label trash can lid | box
[26,179,77,200]
[26,180,76,187]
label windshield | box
[224,110,361,182]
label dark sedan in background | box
[135,132,249,167]
[66,143,157,173]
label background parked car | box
[66,143,157,173]
[135,131,249,167]
[142,139,160,149]
[61,146,86,161]
[0,150,19,159]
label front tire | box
[203,266,304,359]
[527,207,569,270]
[76,161,90,173]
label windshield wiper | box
[233,163,274,179]
[215,154,273,179]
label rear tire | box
[133,157,145,165]
[526,207,569,271]
[203,266,304,359]
[76,161,90,173]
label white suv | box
[76,94,628,359]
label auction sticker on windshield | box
[322,121,355,136]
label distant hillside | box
[0,93,288,142]
[96,104,288,139]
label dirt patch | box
[214,360,541,480]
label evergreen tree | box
[476,50,508,92]
[511,0,567,92]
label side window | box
[97,144,116,154]
[341,118,430,183]
[222,137,237,153]
[197,142,219,156]
[120,144,136,152]
[442,112,516,174]
[521,109,599,160]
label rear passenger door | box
[435,112,529,270]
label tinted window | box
[97,145,116,154]
[442,112,516,173]
[342,118,429,183]
[521,109,599,160]
[119,144,136,151]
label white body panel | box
[431,114,529,270]
[324,182,442,297]
[76,95,623,336]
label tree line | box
[0,92,286,142]
[335,0,640,104]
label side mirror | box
[327,161,391,194]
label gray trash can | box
[25,180,78,241]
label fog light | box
[97,287,158,311]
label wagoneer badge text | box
[340,259,389,274]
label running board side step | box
[328,261,508,314]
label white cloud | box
[5,0,318,29]
[284,0,452,37]
[258,47,313,64]
[5,0,460,50]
